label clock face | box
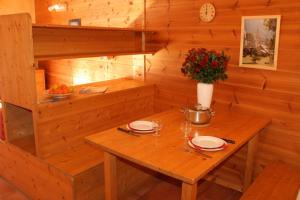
[199,3,216,22]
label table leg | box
[243,135,258,191]
[104,152,117,200]
[181,182,197,200]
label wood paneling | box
[144,0,300,190]
[0,141,74,200]
[3,103,34,142]
[32,24,159,60]
[0,14,37,110]
[35,0,147,86]
[34,0,300,192]
[241,162,300,200]
[36,79,155,158]
[39,56,137,87]
[0,0,35,22]
[0,135,157,200]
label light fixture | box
[48,2,68,12]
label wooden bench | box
[44,142,160,200]
[241,162,300,200]
[44,143,105,200]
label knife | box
[194,150,212,158]
[117,127,140,137]
[221,138,235,144]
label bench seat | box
[44,143,105,200]
[241,162,300,200]
[45,143,104,176]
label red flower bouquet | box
[181,48,229,83]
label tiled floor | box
[0,178,29,200]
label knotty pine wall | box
[0,0,35,22]
[35,0,300,183]
[145,0,300,174]
[35,0,145,87]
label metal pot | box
[184,104,214,125]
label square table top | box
[86,107,270,184]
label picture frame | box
[69,18,81,26]
[239,15,281,70]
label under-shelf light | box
[48,2,68,12]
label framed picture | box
[239,15,281,70]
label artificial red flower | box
[211,61,218,68]
[181,48,230,83]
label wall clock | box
[199,3,216,22]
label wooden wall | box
[0,0,35,22]
[35,0,145,87]
[35,0,300,189]
[145,0,300,175]
[36,81,155,158]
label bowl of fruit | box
[48,84,74,100]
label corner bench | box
[44,142,160,200]
[241,162,300,200]
[44,143,105,200]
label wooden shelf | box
[37,78,152,106]
[33,23,162,60]
[34,50,157,61]
[32,24,156,32]
[0,13,162,109]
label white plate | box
[191,136,226,149]
[128,120,156,131]
[126,125,155,133]
[188,141,226,152]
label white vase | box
[197,83,214,108]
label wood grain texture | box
[104,152,118,200]
[181,182,197,200]
[144,0,300,188]
[241,162,300,200]
[0,13,37,110]
[32,0,300,193]
[2,103,33,142]
[86,106,270,185]
[0,141,74,200]
[35,79,155,158]
[32,24,158,60]
[34,0,148,87]
[0,0,35,22]
[243,135,258,191]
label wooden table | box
[86,107,270,200]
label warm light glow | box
[69,1,155,85]
[71,56,141,86]
[73,73,92,85]
[132,55,145,80]
[48,3,67,12]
